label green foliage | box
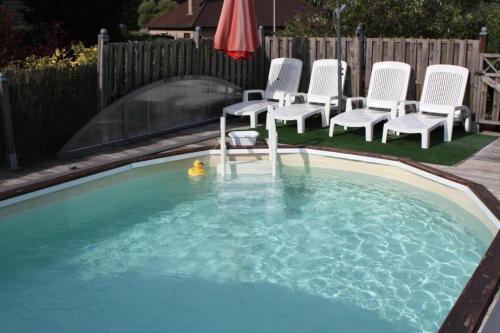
[157,0,177,14]
[283,0,495,45]
[10,43,97,70]
[138,0,178,28]
[122,30,173,41]
[138,0,157,27]
[482,2,500,52]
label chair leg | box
[365,125,373,142]
[321,112,328,127]
[421,130,430,149]
[329,122,335,137]
[444,116,454,142]
[297,118,305,134]
[249,113,257,128]
[382,125,388,144]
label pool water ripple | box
[0,167,493,333]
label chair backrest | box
[264,58,303,100]
[419,64,469,114]
[366,61,411,110]
[307,59,347,104]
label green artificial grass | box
[255,116,497,166]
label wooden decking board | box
[431,138,500,201]
[0,121,246,193]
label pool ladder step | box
[218,115,278,176]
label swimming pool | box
[0,152,495,333]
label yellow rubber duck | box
[188,159,206,177]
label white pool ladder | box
[219,114,278,177]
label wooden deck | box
[431,137,500,199]
[1,123,499,200]
[0,121,241,192]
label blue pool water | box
[0,166,493,333]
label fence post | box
[258,26,265,88]
[354,24,365,97]
[193,26,202,48]
[0,73,18,169]
[193,26,202,75]
[98,28,110,111]
[479,26,488,53]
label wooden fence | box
[0,65,98,168]
[476,53,500,125]
[0,28,495,168]
[99,27,495,126]
[98,28,267,109]
[363,38,481,112]
[98,27,366,108]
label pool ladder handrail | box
[219,114,278,177]
[220,116,227,177]
[268,108,278,177]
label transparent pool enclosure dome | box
[58,76,242,157]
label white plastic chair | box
[382,64,470,149]
[270,59,347,134]
[329,61,411,141]
[223,58,303,128]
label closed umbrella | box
[214,0,259,60]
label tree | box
[138,0,178,28]
[157,0,178,14]
[138,0,157,27]
[23,0,139,45]
[481,2,500,52]
[283,0,499,52]
[0,5,27,67]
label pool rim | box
[0,144,498,333]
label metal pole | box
[97,28,110,111]
[336,0,343,113]
[273,0,276,35]
[220,116,226,177]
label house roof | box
[147,0,306,30]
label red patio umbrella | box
[214,0,259,60]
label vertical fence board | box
[162,40,170,78]
[116,44,124,96]
[153,42,161,81]
[144,42,151,84]
[125,42,133,92]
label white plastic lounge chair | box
[270,59,347,134]
[382,64,470,149]
[329,61,411,141]
[223,58,303,128]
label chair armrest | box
[243,89,265,102]
[346,97,366,112]
[285,92,308,106]
[454,105,472,131]
[397,100,419,116]
[454,105,470,115]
